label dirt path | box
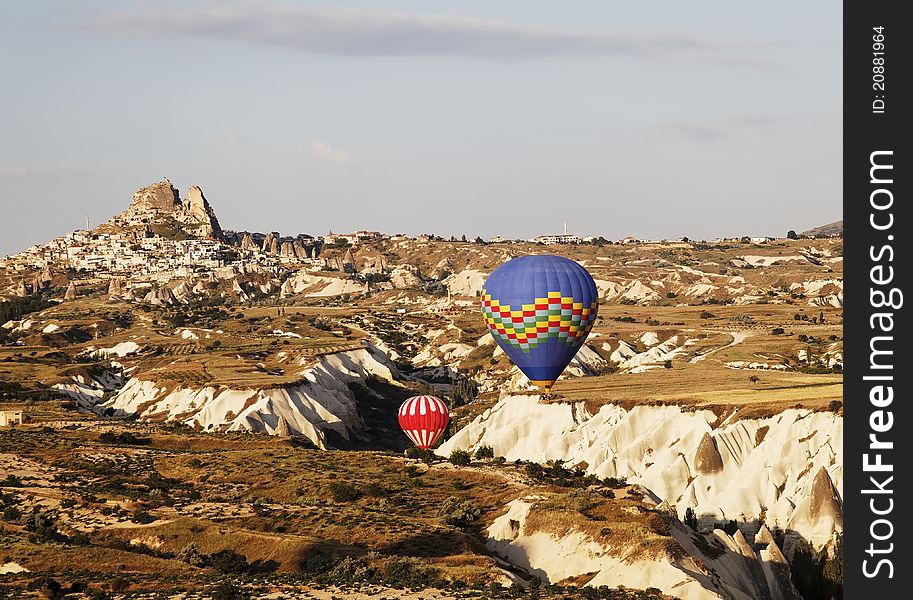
[689,331,750,363]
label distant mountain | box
[801,220,843,238]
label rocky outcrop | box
[694,432,724,474]
[183,186,222,239]
[293,239,310,260]
[429,257,454,280]
[107,278,123,297]
[116,180,223,240]
[102,345,399,449]
[64,282,77,301]
[143,286,177,306]
[488,496,803,600]
[16,280,27,297]
[440,396,843,554]
[241,232,259,252]
[808,467,842,523]
[390,265,422,289]
[342,248,356,271]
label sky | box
[0,1,841,256]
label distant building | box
[619,236,640,244]
[530,234,580,245]
[530,221,579,245]
[0,410,23,427]
[489,235,507,243]
[750,236,776,244]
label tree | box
[787,230,799,239]
[449,449,471,466]
[684,507,698,531]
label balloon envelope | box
[398,395,449,449]
[481,255,599,390]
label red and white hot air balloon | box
[398,395,449,449]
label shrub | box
[211,582,250,600]
[328,482,362,503]
[684,507,698,531]
[474,445,494,460]
[108,577,130,594]
[209,549,249,574]
[177,542,206,567]
[449,449,471,466]
[131,510,156,524]
[2,474,23,487]
[699,310,715,319]
[771,327,785,335]
[439,496,481,528]
[828,400,843,413]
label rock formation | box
[390,265,422,289]
[64,282,77,301]
[143,286,177,306]
[430,257,454,280]
[293,239,309,260]
[107,278,123,297]
[808,467,843,523]
[115,180,223,240]
[15,280,27,297]
[263,232,280,255]
[31,275,43,294]
[694,431,724,474]
[241,232,259,252]
[280,241,295,258]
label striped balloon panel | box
[398,395,450,449]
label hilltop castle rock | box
[116,180,223,240]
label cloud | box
[214,130,243,145]
[64,3,770,64]
[659,116,784,142]
[303,141,351,176]
[0,167,45,178]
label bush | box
[771,327,785,335]
[328,482,362,502]
[177,542,206,567]
[684,507,698,531]
[439,496,481,528]
[474,445,494,460]
[211,582,250,600]
[209,549,249,574]
[99,431,150,446]
[131,510,156,524]
[449,449,472,466]
[699,310,715,319]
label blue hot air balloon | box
[481,255,599,392]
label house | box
[0,410,24,427]
[530,234,580,245]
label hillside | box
[800,221,842,238]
